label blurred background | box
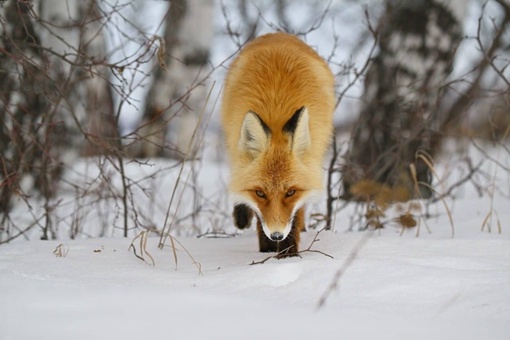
[1,0,508,242]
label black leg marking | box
[233,204,254,230]
[257,217,278,252]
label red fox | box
[221,33,335,256]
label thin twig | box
[317,230,373,308]
[250,228,334,265]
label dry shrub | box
[349,179,418,231]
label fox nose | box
[270,232,284,241]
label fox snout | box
[269,232,284,241]
[260,218,293,242]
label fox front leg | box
[233,204,254,230]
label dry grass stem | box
[163,235,202,275]
[53,244,69,257]
[414,153,455,237]
[129,231,155,266]
[158,83,217,249]
[154,35,167,70]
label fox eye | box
[255,190,266,198]
[286,189,296,197]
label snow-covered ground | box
[1,223,509,339]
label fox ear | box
[238,111,271,157]
[283,106,310,155]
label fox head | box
[230,106,322,241]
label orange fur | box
[222,33,335,254]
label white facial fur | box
[230,190,320,241]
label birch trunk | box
[38,0,117,157]
[0,0,115,220]
[77,1,119,156]
[0,0,52,214]
[342,0,467,199]
[134,0,214,159]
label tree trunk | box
[342,0,466,200]
[38,0,118,157]
[1,0,115,233]
[0,0,53,214]
[77,1,119,156]
[133,0,214,159]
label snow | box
[1,230,509,339]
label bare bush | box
[0,0,508,247]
